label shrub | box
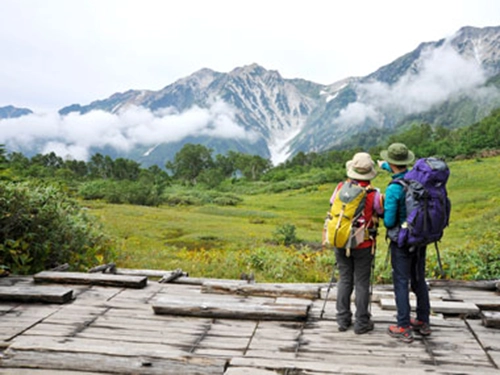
[0,181,116,274]
[79,179,165,206]
[272,223,301,246]
[78,180,111,200]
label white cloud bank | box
[334,41,500,127]
[0,99,257,161]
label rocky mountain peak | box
[171,67,220,91]
[3,26,500,168]
[449,25,500,72]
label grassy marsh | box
[86,156,500,282]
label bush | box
[79,179,165,206]
[272,223,301,246]
[78,179,111,200]
[0,181,116,274]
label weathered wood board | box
[202,281,320,299]
[481,310,500,328]
[228,356,500,375]
[224,368,279,375]
[33,271,147,288]
[380,298,480,315]
[447,288,500,310]
[0,286,73,304]
[427,279,500,291]
[1,349,227,375]
[0,370,104,375]
[152,297,311,321]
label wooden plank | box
[202,281,319,299]
[427,279,500,291]
[0,369,103,375]
[380,298,480,315]
[228,356,500,375]
[481,311,500,328]
[33,271,147,289]
[76,327,200,347]
[1,349,227,375]
[152,297,311,321]
[112,268,188,280]
[224,368,279,375]
[172,276,248,286]
[0,286,73,304]
[467,319,500,369]
[9,335,187,358]
[447,289,500,310]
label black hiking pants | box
[334,247,373,330]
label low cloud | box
[0,99,258,161]
[335,40,500,127]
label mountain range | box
[1,25,500,166]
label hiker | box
[327,152,383,334]
[379,143,432,343]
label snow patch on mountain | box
[268,124,304,165]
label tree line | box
[1,107,500,200]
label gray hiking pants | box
[334,247,374,329]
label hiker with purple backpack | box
[379,143,446,343]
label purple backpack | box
[390,157,451,249]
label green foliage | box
[168,245,334,283]
[166,143,215,185]
[272,223,301,246]
[79,179,165,206]
[384,108,500,159]
[0,144,9,181]
[0,181,116,274]
[162,188,243,206]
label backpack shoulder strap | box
[389,179,408,188]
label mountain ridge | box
[2,25,500,166]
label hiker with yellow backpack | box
[323,152,384,334]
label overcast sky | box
[1,0,499,112]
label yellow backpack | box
[326,181,370,254]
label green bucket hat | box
[380,143,415,166]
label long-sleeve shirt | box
[383,170,408,229]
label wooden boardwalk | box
[0,271,499,374]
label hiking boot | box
[355,320,374,335]
[387,325,414,343]
[411,318,432,336]
[338,321,352,332]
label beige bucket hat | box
[346,152,377,181]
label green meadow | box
[86,156,500,283]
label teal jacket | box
[383,168,409,229]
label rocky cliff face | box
[58,63,331,164]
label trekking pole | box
[369,247,375,315]
[434,242,446,279]
[319,262,337,319]
[368,228,378,315]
